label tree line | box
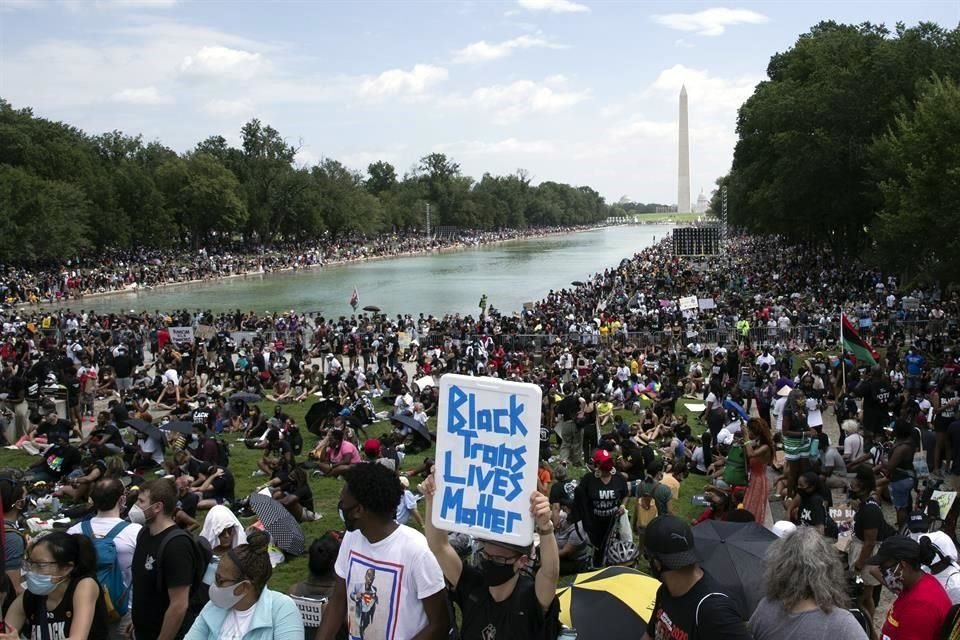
[0,101,612,261]
[712,21,960,283]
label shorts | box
[116,377,133,392]
[889,476,913,510]
[906,376,922,392]
[783,435,811,461]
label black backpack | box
[147,528,213,617]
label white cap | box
[772,521,797,538]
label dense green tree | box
[870,75,960,282]
[365,161,398,196]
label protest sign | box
[168,326,195,345]
[932,490,957,518]
[432,374,542,547]
[678,296,698,311]
[698,297,716,310]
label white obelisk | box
[678,84,691,213]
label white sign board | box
[168,326,195,344]
[698,298,716,310]
[432,374,542,547]
[679,296,698,311]
[932,490,957,517]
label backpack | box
[148,528,213,617]
[81,520,130,623]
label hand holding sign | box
[431,374,542,547]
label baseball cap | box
[906,511,930,534]
[867,535,921,565]
[592,449,614,472]
[363,438,382,457]
[644,515,699,569]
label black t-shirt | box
[92,423,123,447]
[112,354,134,378]
[23,576,107,640]
[178,491,200,518]
[453,565,547,640]
[584,474,628,519]
[854,497,892,541]
[858,381,891,430]
[37,419,72,442]
[557,395,580,421]
[190,408,213,429]
[131,525,197,640]
[798,493,826,528]
[646,573,751,640]
[39,444,82,479]
[202,468,235,503]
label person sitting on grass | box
[290,532,342,600]
[261,457,321,522]
[313,428,361,478]
[253,429,294,477]
[192,462,236,510]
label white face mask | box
[128,504,146,525]
[208,581,249,610]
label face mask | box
[24,571,62,596]
[128,504,146,525]
[882,564,904,593]
[208,581,248,610]
[479,559,517,587]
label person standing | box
[641,515,752,640]
[742,418,773,525]
[316,462,449,640]
[869,536,951,640]
[68,478,142,640]
[130,478,202,640]
[421,471,560,640]
[749,526,867,639]
[574,449,629,567]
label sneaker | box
[250,470,266,477]
[311,470,325,478]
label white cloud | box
[202,98,255,118]
[340,148,406,170]
[111,86,173,105]
[105,0,178,7]
[436,138,556,155]
[445,79,588,124]
[652,8,769,37]
[518,0,589,13]
[294,148,320,168]
[452,34,560,64]
[357,64,448,100]
[180,46,266,80]
[648,63,759,113]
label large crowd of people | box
[0,226,591,305]
[0,231,960,639]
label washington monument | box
[678,85,691,214]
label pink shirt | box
[329,441,361,465]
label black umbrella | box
[692,520,776,615]
[158,420,194,435]
[305,399,342,427]
[248,493,306,555]
[229,391,261,403]
[362,305,381,313]
[571,281,585,287]
[124,418,161,439]
[390,413,433,443]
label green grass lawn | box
[0,392,716,593]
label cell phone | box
[692,494,710,507]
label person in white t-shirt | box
[317,463,449,640]
[771,384,791,433]
[68,478,142,640]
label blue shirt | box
[906,353,925,376]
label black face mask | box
[479,559,517,587]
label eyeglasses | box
[23,560,61,574]
[477,549,519,566]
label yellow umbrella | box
[556,566,660,639]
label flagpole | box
[840,306,846,393]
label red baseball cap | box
[593,448,614,471]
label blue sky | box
[1,0,958,204]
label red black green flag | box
[841,313,879,367]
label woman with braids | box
[0,531,107,640]
[741,417,773,524]
[749,526,867,639]
[184,530,304,640]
